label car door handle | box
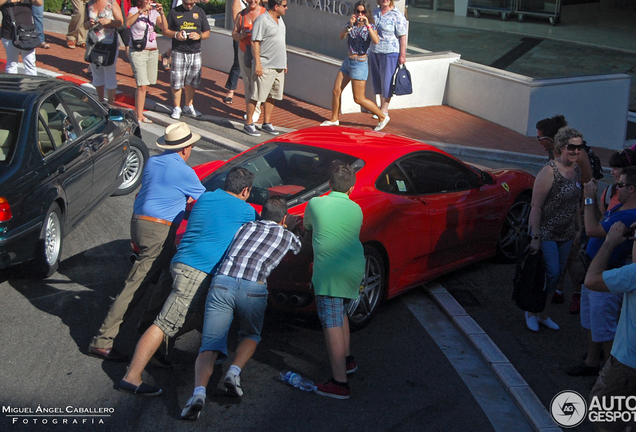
[58,165,66,174]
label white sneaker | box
[320,120,339,126]
[180,394,205,420]
[183,105,201,117]
[374,115,390,131]
[171,106,182,120]
[537,316,559,330]
[525,312,539,332]
[224,372,244,397]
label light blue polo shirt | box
[603,264,636,369]
[133,151,205,224]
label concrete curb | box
[425,282,563,432]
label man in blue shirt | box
[568,167,636,377]
[118,167,257,396]
[584,221,636,432]
[89,123,205,362]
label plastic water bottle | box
[279,371,315,392]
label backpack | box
[583,142,604,180]
[512,248,547,313]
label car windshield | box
[0,110,21,164]
[202,142,363,206]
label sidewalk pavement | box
[0,31,617,169]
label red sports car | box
[187,127,535,329]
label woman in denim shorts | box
[320,1,390,132]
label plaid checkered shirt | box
[217,220,302,283]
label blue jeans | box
[540,240,572,293]
[200,275,268,363]
[32,4,45,44]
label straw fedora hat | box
[156,122,201,150]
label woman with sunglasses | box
[598,149,636,212]
[320,1,389,131]
[526,127,584,332]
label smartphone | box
[150,3,158,8]
[624,226,635,238]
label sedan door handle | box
[58,165,66,174]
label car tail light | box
[0,198,12,222]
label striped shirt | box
[217,220,302,283]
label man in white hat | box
[89,122,205,362]
[118,166,258,396]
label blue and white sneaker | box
[261,123,280,135]
[183,105,202,117]
[243,123,261,137]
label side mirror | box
[481,171,496,185]
[108,109,125,122]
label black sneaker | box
[243,123,261,137]
[261,123,280,135]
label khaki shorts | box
[154,262,211,338]
[589,355,636,432]
[251,68,285,102]
[130,49,159,87]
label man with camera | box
[163,0,210,120]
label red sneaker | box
[314,379,350,400]
[346,356,358,374]
[551,291,565,304]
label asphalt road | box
[0,125,598,432]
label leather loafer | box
[88,345,129,362]
[537,316,559,330]
[525,311,539,332]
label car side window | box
[38,95,75,155]
[397,152,481,195]
[376,163,416,195]
[58,88,105,135]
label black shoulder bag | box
[84,28,119,67]
[130,18,152,51]
[8,5,40,51]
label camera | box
[357,16,362,22]
[150,3,158,8]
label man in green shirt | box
[303,165,365,400]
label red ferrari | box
[187,127,535,329]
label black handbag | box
[390,64,413,96]
[512,247,547,313]
[130,18,151,51]
[8,6,40,51]
[85,29,118,67]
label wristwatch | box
[584,197,594,206]
[531,234,540,241]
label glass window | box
[378,151,480,195]
[58,87,105,135]
[38,94,74,153]
[0,110,21,163]
[201,142,362,206]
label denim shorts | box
[580,286,623,342]
[340,57,369,81]
[315,295,350,329]
[199,275,269,362]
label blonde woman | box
[321,1,389,131]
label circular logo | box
[550,390,587,428]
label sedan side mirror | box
[108,109,125,122]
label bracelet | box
[532,234,540,240]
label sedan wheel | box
[113,137,148,196]
[347,246,385,331]
[33,203,63,278]
[497,195,531,263]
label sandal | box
[224,96,233,105]
[66,39,76,49]
[162,56,171,70]
[139,118,153,124]
[77,42,86,48]
[39,42,50,49]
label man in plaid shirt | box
[181,196,302,421]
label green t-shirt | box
[304,192,365,299]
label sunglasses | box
[536,135,551,141]
[566,144,583,151]
[356,9,366,13]
[278,2,288,7]
[617,182,635,189]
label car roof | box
[272,126,445,161]
[0,74,71,109]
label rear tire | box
[497,195,531,263]
[347,246,386,331]
[33,203,63,278]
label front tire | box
[347,246,386,331]
[497,195,531,263]
[33,203,63,278]
[113,136,148,196]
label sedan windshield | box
[202,142,362,206]
[0,110,21,164]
